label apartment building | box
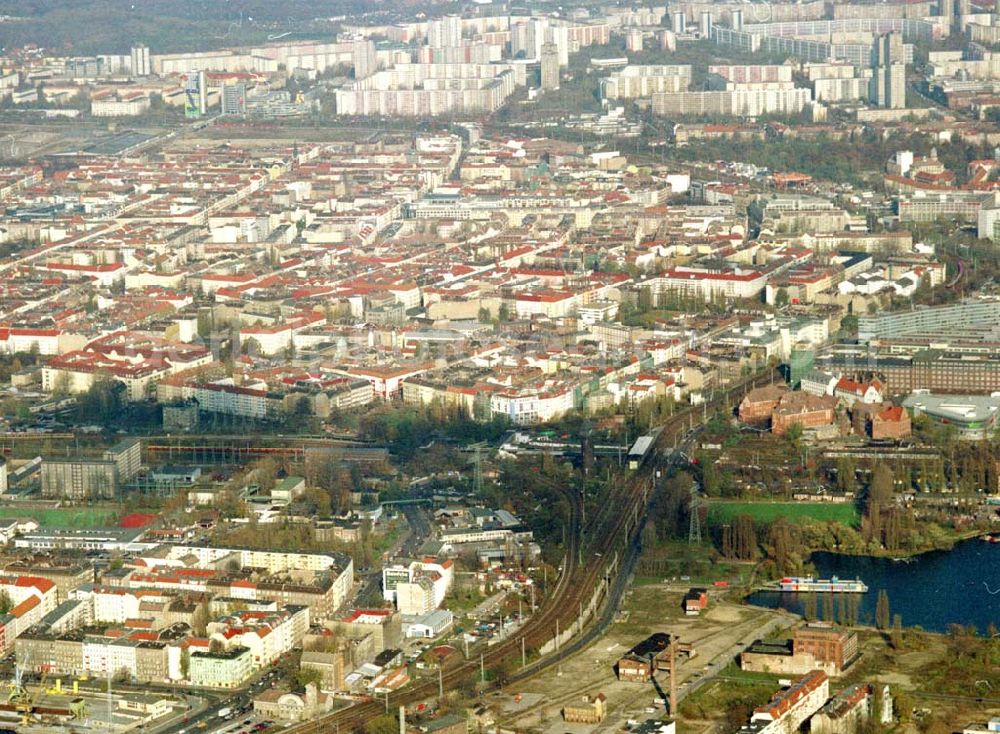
[16,632,86,676]
[600,65,692,99]
[709,64,793,83]
[17,630,170,683]
[351,38,377,79]
[652,87,811,117]
[40,439,140,500]
[130,45,151,76]
[72,585,147,624]
[207,606,309,667]
[811,684,891,734]
[335,63,517,116]
[300,649,347,692]
[91,95,152,117]
[871,33,906,109]
[42,336,212,401]
[189,646,254,689]
[711,17,926,66]
[330,609,402,653]
[540,43,560,90]
[857,300,1000,341]
[402,378,479,416]
[37,598,93,634]
[739,671,830,734]
[41,460,119,500]
[489,384,577,425]
[381,560,453,611]
[813,76,871,103]
[0,576,59,653]
[647,267,768,302]
[42,352,163,401]
[896,192,987,223]
[211,577,340,621]
[2,559,92,602]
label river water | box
[746,539,1000,633]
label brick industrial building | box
[741,625,859,677]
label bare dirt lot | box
[495,583,791,734]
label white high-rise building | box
[511,17,565,62]
[700,11,713,37]
[130,45,151,77]
[352,38,377,79]
[546,24,570,66]
[871,32,905,108]
[510,20,535,58]
[428,15,462,48]
[541,42,560,90]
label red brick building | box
[771,392,837,435]
[616,632,674,681]
[617,653,652,682]
[870,404,911,440]
[739,385,788,423]
[850,402,879,436]
[684,588,708,615]
[792,626,859,672]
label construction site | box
[0,664,190,734]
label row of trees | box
[358,403,510,459]
[802,589,862,627]
[836,441,999,498]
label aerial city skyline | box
[0,1,992,734]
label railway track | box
[286,480,585,734]
[285,370,779,734]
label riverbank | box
[831,527,985,560]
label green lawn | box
[706,501,860,528]
[0,506,122,527]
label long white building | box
[335,63,517,116]
[652,86,811,116]
[646,266,769,301]
[601,65,693,99]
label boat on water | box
[982,533,1000,544]
[775,576,868,593]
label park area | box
[706,501,860,528]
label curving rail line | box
[284,370,779,734]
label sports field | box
[705,501,860,528]
[0,506,120,527]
